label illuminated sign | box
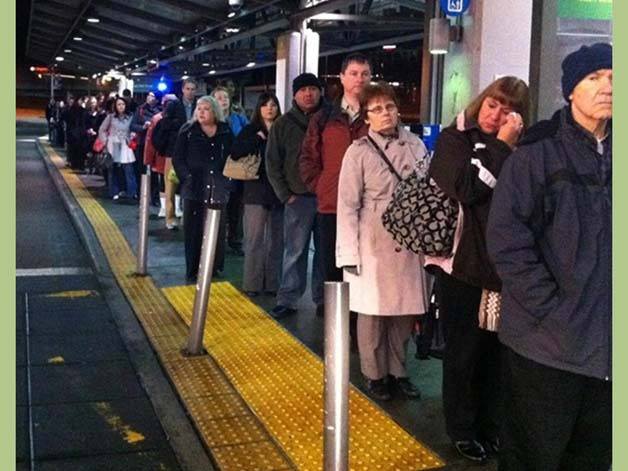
[558,0,612,20]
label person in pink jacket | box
[336,82,430,401]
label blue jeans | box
[277,195,323,308]
[108,163,138,198]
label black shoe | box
[185,276,197,285]
[264,290,277,297]
[270,305,297,319]
[245,291,260,298]
[454,440,488,463]
[364,378,391,401]
[315,304,324,318]
[391,376,421,400]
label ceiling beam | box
[69,43,127,61]
[290,0,358,24]
[31,18,67,33]
[309,13,422,25]
[161,18,289,65]
[95,1,190,33]
[80,26,150,50]
[72,39,132,58]
[49,0,95,64]
[155,0,224,22]
[313,23,422,33]
[34,6,76,24]
[92,17,172,43]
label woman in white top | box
[98,96,137,200]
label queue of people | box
[49,42,612,470]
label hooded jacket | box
[487,107,612,380]
[428,113,513,291]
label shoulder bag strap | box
[367,135,402,181]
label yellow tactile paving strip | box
[42,140,445,470]
[164,284,444,470]
[41,141,294,471]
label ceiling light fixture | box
[87,17,100,23]
[246,62,255,68]
[228,11,236,18]
[73,36,83,41]
[64,49,72,53]
[55,56,64,61]
[209,70,216,75]
[382,44,397,50]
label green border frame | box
[5,2,625,471]
[613,1,625,470]
[4,1,16,470]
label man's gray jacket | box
[487,107,611,380]
[265,101,320,203]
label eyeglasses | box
[366,103,398,115]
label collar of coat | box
[557,106,612,152]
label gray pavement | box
[16,122,213,471]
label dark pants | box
[317,212,357,334]
[226,182,243,249]
[440,272,502,442]
[499,348,611,471]
[183,199,226,281]
[67,141,85,169]
[316,213,343,282]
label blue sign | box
[421,124,442,153]
[440,0,470,16]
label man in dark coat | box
[265,73,325,319]
[487,43,612,471]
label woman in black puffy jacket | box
[230,93,283,297]
[172,96,234,283]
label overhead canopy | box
[26,0,426,80]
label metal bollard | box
[136,168,151,275]
[185,207,222,356]
[323,281,350,471]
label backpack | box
[151,119,169,155]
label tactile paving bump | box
[43,143,295,471]
[163,284,445,470]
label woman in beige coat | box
[336,82,429,401]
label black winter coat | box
[153,100,187,157]
[173,121,234,205]
[429,115,513,291]
[231,123,281,207]
[487,107,611,380]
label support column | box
[440,0,533,124]
[275,29,320,113]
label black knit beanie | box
[292,73,322,95]
[561,43,612,102]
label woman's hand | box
[496,112,524,148]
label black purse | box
[368,135,459,257]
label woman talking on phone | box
[428,76,529,464]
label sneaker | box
[245,291,260,298]
[481,436,500,456]
[391,376,421,400]
[453,440,488,463]
[270,305,297,319]
[166,222,178,230]
[112,194,120,201]
[175,208,183,218]
[364,377,391,401]
[157,207,166,218]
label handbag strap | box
[367,135,402,181]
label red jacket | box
[143,113,167,174]
[299,105,368,214]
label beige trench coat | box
[336,127,430,316]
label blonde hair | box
[193,95,224,123]
[465,76,530,128]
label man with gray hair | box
[487,43,612,470]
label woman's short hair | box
[465,76,530,127]
[359,81,399,120]
[194,95,224,123]
[211,86,230,98]
[250,92,281,131]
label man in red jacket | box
[299,53,371,298]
